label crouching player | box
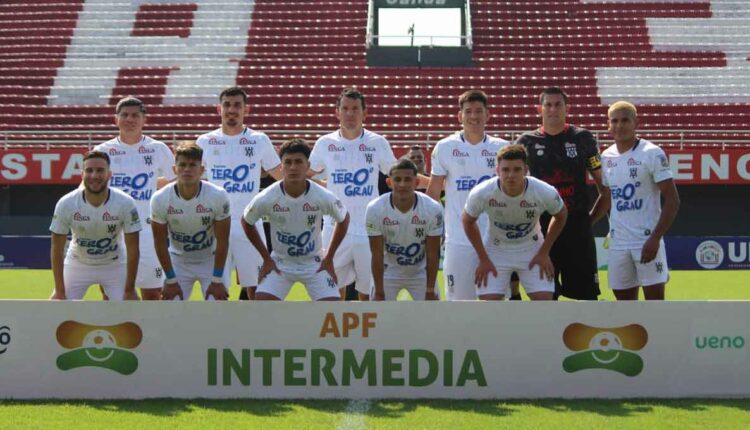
[50,151,141,301]
[462,144,567,300]
[150,142,232,300]
[242,139,350,301]
[366,159,443,301]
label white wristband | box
[211,276,223,284]
[165,277,178,285]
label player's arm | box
[156,177,173,189]
[319,213,350,285]
[368,235,385,301]
[151,220,183,300]
[416,173,431,190]
[530,205,568,280]
[461,210,496,288]
[641,179,680,263]
[426,175,446,202]
[205,217,230,300]
[50,233,68,300]
[266,164,283,181]
[123,231,140,300]
[241,217,279,282]
[424,235,441,300]
[588,168,610,226]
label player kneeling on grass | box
[50,151,141,301]
[366,159,444,301]
[242,139,350,301]
[462,144,567,300]
[150,142,231,300]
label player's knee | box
[140,288,161,301]
[255,292,281,301]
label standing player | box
[307,87,399,301]
[242,139,350,301]
[598,101,680,300]
[406,145,427,176]
[94,96,175,300]
[50,151,141,301]
[150,142,232,301]
[197,86,282,300]
[426,90,510,300]
[516,87,608,301]
[366,159,443,301]
[463,145,567,300]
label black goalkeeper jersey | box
[516,125,602,216]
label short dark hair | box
[496,144,527,164]
[409,145,424,152]
[174,141,203,162]
[83,150,111,166]
[279,138,311,159]
[389,158,418,176]
[336,87,366,110]
[539,86,569,105]
[219,86,248,104]
[458,90,488,109]
[115,96,146,114]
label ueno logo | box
[695,240,724,269]
[695,335,745,350]
[56,320,142,375]
[562,323,647,377]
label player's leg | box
[607,248,640,301]
[636,243,669,300]
[555,215,600,300]
[516,246,554,301]
[351,236,373,301]
[62,261,94,300]
[478,249,511,301]
[196,259,232,301]
[137,228,163,300]
[99,263,127,301]
[255,267,293,301]
[230,219,263,300]
[509,272,521,300]
[403,278,435,301]
[444,244,479,300]
[304,269,341,302]
[326,234,356,300]
[170,258,197,300]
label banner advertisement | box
[664,236,750,270]
[0,301,748,399]
[0,236,53,269]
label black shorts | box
[546,213,600,300]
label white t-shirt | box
[431,132,509,246]
[366,192,444,280]
[50,188,142,265]
[464,176,564,251]
[602,138,674,250]
[94,136,176,224]
[243,180,347,267]
[150,181,231,262]
[196,127,281,220]
[309,129,397,236]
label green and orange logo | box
[562,323,647,377]
[56,321,142,375]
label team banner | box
[0,301,749,399]
[2,147,749,185]
[664,236,750,270]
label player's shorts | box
[547,213,600,300]
[479,243,555,298]
[257,259,340,301]
[370,278,440,301]
[227,218,264,288]
[607,243,669,290]
[443,243,479,300]
[324,228,371,295]
[171,255,231,300]
[62,260,126,301]
[136,227,164,290]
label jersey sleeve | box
[122,198,142,234]
[430,141,448,176]
[149,190,168,225]
[601,159,611,187]
[377,136,398,176]
[539,181,565,215]
[309,137,327,173]
[214,189,231,222]
[650,146,673,183]
[325,191,348,224]
[159,144,176,181]
[259,135,281,171]
[242,192,266,226]
[365,201,382,236]
[579,130,602,172]
[463,185,485,218]
[427,202,444,237]
[49,197,71,235]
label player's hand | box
[425,290,439,301]
[205,282,228,301]
[122,290,140,301]
[317,256,338,285]
[474,257,497,288]
[258,258,281,284]
[372,290,386,301]
[161,283,184,301]
[50,290,66,300]
[529,251,555,280]
[640,237,660,264]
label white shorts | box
[324,229,371,294]
[62,260,126,301]
[136,228,164,290]
[172,255,231,300]
[227,218,264,288]
[608,243,669,290]
[370,278,440,301]
[443,243,479,300]
[257,260,340,301]
[480,243,554,297]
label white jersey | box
[309,129,397,236]
[50,188,142,265]
[431,132,509,246]
[366,192,444,280]
[197,127,281,220]
[602,138,673,250]
[465,176,564,251]
[150,181,231,262]
[94,136,175,224]
[243,180,347,267]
